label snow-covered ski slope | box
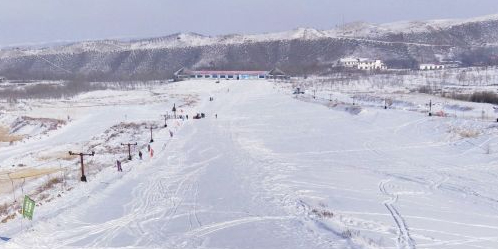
[2,80,498,249]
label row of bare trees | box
[0,80,164,101]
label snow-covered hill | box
[1,14,498,81]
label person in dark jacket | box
[117,160,122,172]
[138,151,143,160]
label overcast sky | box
[1,0,498,47]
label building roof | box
[175,68,287,76]
[190,70,268,75]
[340,58,383,63]
[268,68,286,76]
[174,67,189,76]
[419,63,443,66]
[340,58,359,62]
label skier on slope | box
[138,151,143,160]
[116,160,122,172]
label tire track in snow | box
[193,182,202,227]
[226,115,356,247]
[363,140,382,156]
[23,125,198,248]
[379,179,416,249]
[89,124,202,247]
[393,117,427,135]
[184,215,294,238]
[430,173,449,193]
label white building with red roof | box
[174,68,287,81]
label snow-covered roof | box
[268,68,286,76]
[419,63,442,66]
[189,70,268,75]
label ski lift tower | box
[68,151,95,182]
[172,103,177,119]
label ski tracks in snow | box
[379,179,416,249]
[184,215,294,238]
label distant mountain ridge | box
[1,14,498,81]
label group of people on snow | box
[114,98,221,172]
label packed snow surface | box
[0,80,498,248]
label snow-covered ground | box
[0,80,497,248]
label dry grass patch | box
[0,126,23,142]
[0,202,20,223]
[38,151,77,161]
[448,127,480,138]
[179,95,200,108]
[0,168,63,195]
[1,213,16,223]
[6,168,62,180]
[311,208,334,219]
[38,177,63,192]
[0,203,9,217]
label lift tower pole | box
[428,99,433,116]
[146,126,158,143]
[121,142,138,160]
[68,151,95,182]
[162,113,169,127]
[172,103,177,119]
